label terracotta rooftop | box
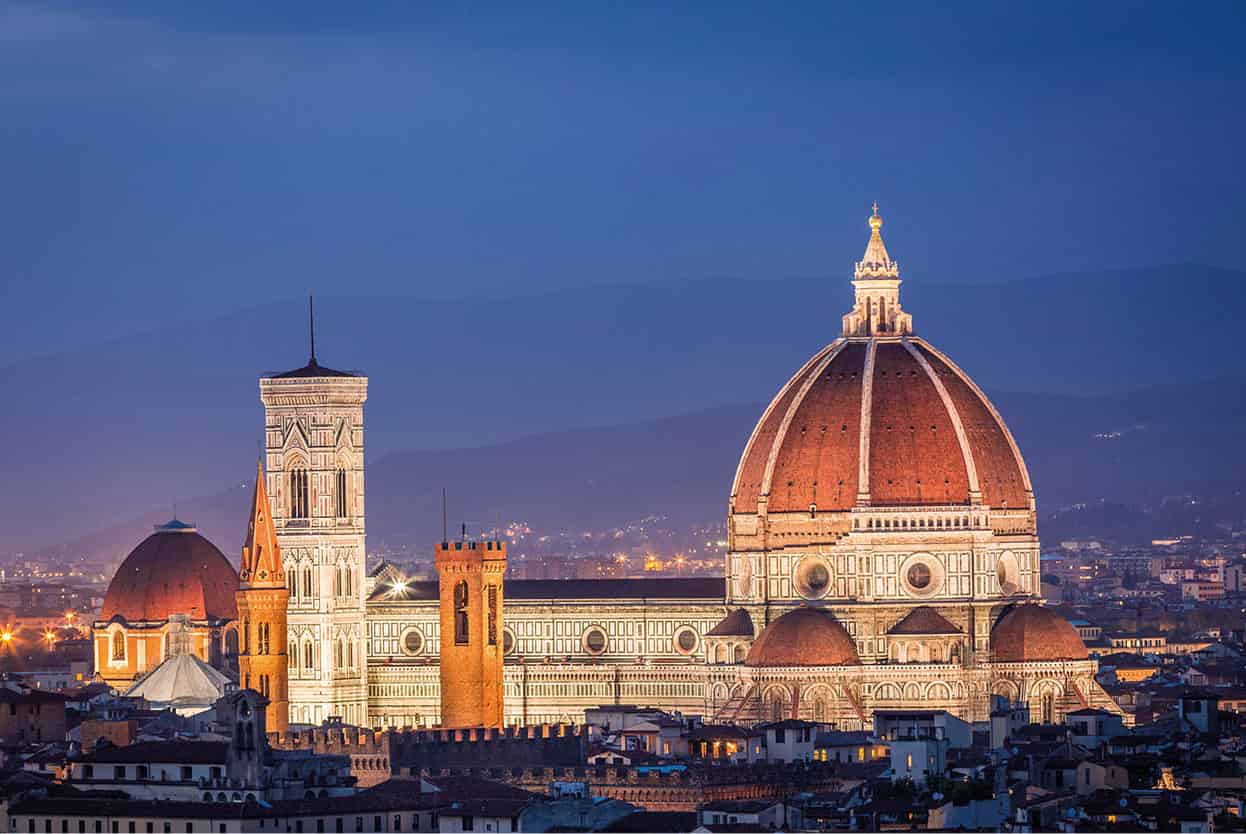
[886,606,962,635]
[732,339,1031,513]
[706,608,755,637]
[990,604,1089,663]
[99,522,238,623]
[744,608,860,668]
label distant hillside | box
[37,376,1246,565]
[4,264,1243,552]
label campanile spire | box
[842,203,912,337]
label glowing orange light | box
[0,631,13,643]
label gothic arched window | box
[454,581,469,645]
[334,565,342,597]
[334,639,343,668]
[335,468,348,518]
[289,467,309,519]
[303,567,313,599]
[289,568,298,598]
[110,629,126,662]
[303,641,314,670]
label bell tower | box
[260,299,369,728]
[236,460,289,734]
[435,536,507,728]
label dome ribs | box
[766,342,866,513]
[732,345,835,510]
[868,342,969,505]
[914,343,1031,510]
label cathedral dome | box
[990,604,1088,663]
[730,208,1031,516]
[101,521,239,623]
[744,607,860,667]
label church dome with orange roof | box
[100,520,239,623]
[990,604,1089,663]
[730,205,1032,518]
[744,607,860,667]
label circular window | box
[795,557,832,599]
[502,628,516,656]
[582,627,608,656]
[673,627,699,655]
[900,553,943,597]
[400,628,424,657]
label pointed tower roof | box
[239,460,285,589]
[854,201,899,279]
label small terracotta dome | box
[744,607,860,667]
[101,521,239,622]
[990,604,1088,662]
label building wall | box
[0,695,65,745]
[262,374,369,728]
[91,621,220,690]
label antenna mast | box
[441,487,448,543]
[308,295,317,365]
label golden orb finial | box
[869,201,882,231]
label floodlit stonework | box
[343,207,1123,729]
[95,208,1121,731]
[259,349,369,729]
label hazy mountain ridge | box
[4,264,1243,552]
[35,375,1246,566]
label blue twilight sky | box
[1,0,1244,364]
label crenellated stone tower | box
[434,537,507,728]
[235,459,290,734]
[260,306,369,728]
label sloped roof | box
[124,653,232,706]
[706,608,754,637]
[887,606,962,635]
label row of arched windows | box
[287,466,351,520]
[288,635,359,673]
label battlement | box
[269,722,587,774]
[435,540,507,555]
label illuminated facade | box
[345,207,1123,728]
[96,207,1122,729]
[260,350,369,728]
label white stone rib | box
[904,338,982,503]
[758,340,848,500]
[729,340,841,510]
[919,341,1036,509]
[856,339,878,505]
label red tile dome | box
[101,521,239,623]
[731,337,1031,513]
[744,607,860,667]
[990,604,1088,662]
